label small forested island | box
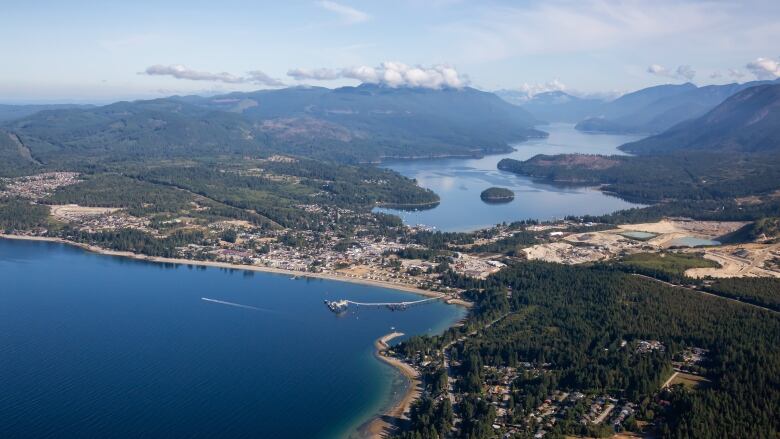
[480,187,515,203]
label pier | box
[325,296,442,313]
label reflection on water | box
[376,123,646,231]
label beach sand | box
[0,234,469,302]
[354,332,421,439]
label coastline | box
[0,234,471,307]
[355,332,420,439]
[1,234,470,437]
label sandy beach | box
[0,234,472,304]
[355,332,421,439]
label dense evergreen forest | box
[705,278,780,312]
[498,152,780,207]
[396,262,780,438]
[0,199,50,231]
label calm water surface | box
[377,124,646,231]
[0,239,464,438]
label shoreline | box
[356,332,420,439]
[1,234,470,437]
[0,234,471,307]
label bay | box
[377,123,646,231]
[0,239,464,438]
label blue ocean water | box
[0,239,464,438]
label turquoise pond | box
[620,231,658,240]
[0,239,465,438]
[668,237,721,247]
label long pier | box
[325,296,442,313]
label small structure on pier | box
[324,296,442,313]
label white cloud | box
[316,0,369,24]
[746,57,780,80]
[646,64,696,81]
[287,67,341,81]
[710,68,748,80]
[287,62,469,89]
[143,65,284,87]
[516,80,568,100]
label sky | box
[2,0,780,103]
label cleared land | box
[670,372,711,390]
[686,242,780,278]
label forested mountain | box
[498,90,604,123]
[180,84,544,159]
[497,84,780,216]
[575,80,778,134]
[0,85,543,171]
[620,84,780,154]
[0,103,93,122]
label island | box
[480,186,515,203]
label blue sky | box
[2,0,780,103]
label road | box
[661,371,680,389]
[631,274,778,314]
[440,311,517,432]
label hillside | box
[181,84,544,159]
[620,84,780,155]
[497,85,780,212]
[576,80,778,134]
[2,85,543,169]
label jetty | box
[324,296,442,313]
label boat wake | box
[201,297,264,311]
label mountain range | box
[495,90,604,123]
[0,84,542,172]
[620,84,780,155]
[501,79,780,135]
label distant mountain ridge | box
[620,84,780,155]
[0,103,94,122]
[497,91,604,123]
[576,79,780,134]
[1,85,544,167]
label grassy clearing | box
[618,252,720,281]
[670,372,711,390]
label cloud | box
[316,0,369,24]
[710,68,748,80]
[516,80,568,100]
[646,64,696,81]
[246,70,285,86]
[287,62,469,89]
[746,57,780,80]
[143,65,284,86]
[287,67,341,81]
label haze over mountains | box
[505,78,780,135]
[621,84,780,155]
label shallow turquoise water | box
[668,237,721,247]
[0,239,465,438]
[620,231,658,240]
[377,123,645,231]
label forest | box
[395,261,780,439]
[0,198,50,231]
